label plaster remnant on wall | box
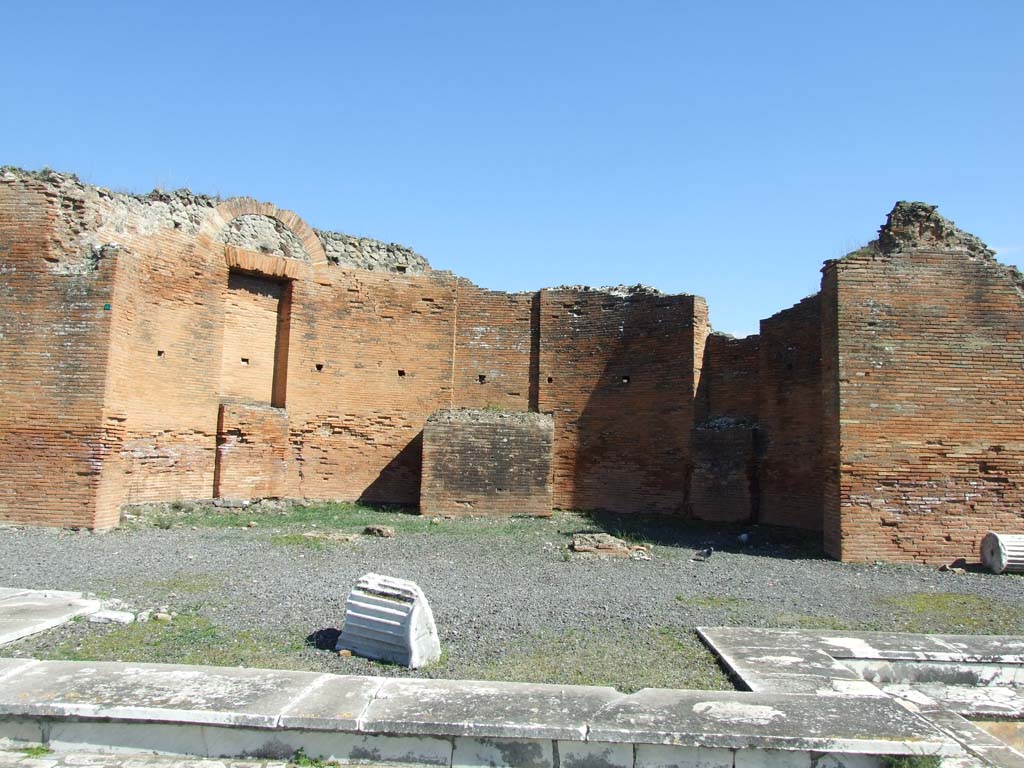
[317,229,429,274]
[216,214,310,262]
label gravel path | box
[0,508,1021,691]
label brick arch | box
[198,197,328,266]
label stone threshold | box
[0,658,957,767]
[697,627,1024,768]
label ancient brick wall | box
[450,281,534,412]
[421,409,553,516]
[757,295,823,531]
[695,334,760,423]
[537,288,706,514]
[215,403,290,498]
[283,268,458,505]
[825,203,1024,563]
[91,197,231,520]
[690,426,757,523]
[820,268,842,557]
[0,173,117,528]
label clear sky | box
[3,2,1022,336]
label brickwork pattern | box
[690,426,757,523]
[537,289,704,514]
[695,334,760,423]
[5,170,1024,566]
[757,295,823,531]
[215,403,290,498]
[421,410,554,516]
[0,177,117,528]
[826,245,1024,563]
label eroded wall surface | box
[0,176,118,527]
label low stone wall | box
[0,658,955,767]
[421,409,553,517]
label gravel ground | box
[0,505,1021,692]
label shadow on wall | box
[358,432,423,507]
[557,293,694,515]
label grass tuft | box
[19,746,52,758]
[877,592,1024,634]
[457,627,731,693]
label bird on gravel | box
[691,546,714,562]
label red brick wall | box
[0,177,118,528]
[451,281,534,412]
[757,295,823,531]
[826,247,1024,563]
[96,212,229,520]
[537,289,705,514]
[421,410,553,516]
[695,334,760,423]
[283,268,457,505]
[690,426,756,523]
[215,403,290,498]
[820,267,842,557]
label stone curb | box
[0,658,957,766]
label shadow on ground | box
[575,510,825,560]
[306,627,340,651]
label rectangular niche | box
[220,271,292,407]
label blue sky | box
[3,2,1021,336]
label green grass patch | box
[19,746,52,758]
[290,748,339,768]
[882,757,941,768]
[146,574,222,594]
[37,615,307,669]
[877,592,1024,634]
[140,501,591,542]
[457,628,731,693]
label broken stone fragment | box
[302,531,358,542]
[363,525,395,538]
[336,573,441,668]
[569,532,651,559]
[88,610,135,625]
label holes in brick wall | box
[398,369,406,377]
[241,357,250,366]
[547,376,553,384]
[315,363,324,372]
[621,375,630,384]
[396,265,408,274]
[478,374,487,384]
[157,350,165,358]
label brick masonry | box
[822,204,1024,562]
[2,171,1023,563]
[421,409,554,517]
